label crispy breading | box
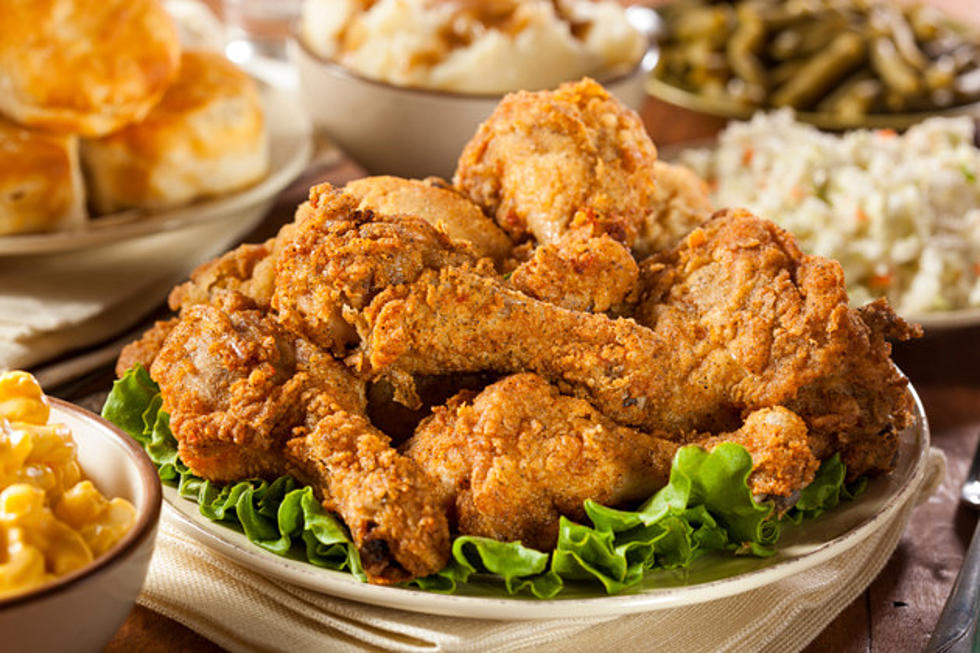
[344,176,513,265]
[115,317,179,378]
[405,374,817,550]
[454,78,658,247]
[636,208,920,477]
[149,291,449,583]
[273,185,484,356]
[509,229,638,313]
[637,160,714,257]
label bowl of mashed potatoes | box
[0,372,161,653]
[292,0,655,178]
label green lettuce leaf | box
[105,364,857,598]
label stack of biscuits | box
[0,0,270,236]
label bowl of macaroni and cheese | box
[291,0,656,178]
[0,372,161,653]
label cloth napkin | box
[136,448,946,653]
[0,212,263,374]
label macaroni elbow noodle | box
[0,371,136,598]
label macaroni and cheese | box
[0,371,136,599]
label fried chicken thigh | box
[149,292,449,583]
[405,374,817,550]
[636,209,920,476]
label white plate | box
[907,307,980,332]
[0,82,312,257]
[163,386,929,620]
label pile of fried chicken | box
[118,79,920,585]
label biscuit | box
[81,51,269,214]
[0,0,181,137]
[0,117,85,236]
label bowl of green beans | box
[648,0,980,130]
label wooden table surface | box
[88,1,980,650]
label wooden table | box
[91,2,979,648]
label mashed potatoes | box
[299,0,645,93]
[681,111,980,316]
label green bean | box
[772,31,867,108]
[816,72,881,118]
[673,6,732,45]
[769,58,807,86]
[877,5,929,70]
[727,6,768,86]
[870,36,921,95]
[925,57,956,91]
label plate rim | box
[0,83,313,257]
[645,73,980,131]
[161,385,930,620]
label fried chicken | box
[454,78,711,257]
[167,240,278,312]
[273,187,484,359]
[149,291,449,584]
[637,160,714,257]
[115,317,179,378]
[508,228,638,313]
[454,78,658,247]
[113,71,921,589]
[405,374,817,550]
[282,193,912,478]
[635,208,920,477]
[343,176,513,265]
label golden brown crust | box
[509,230,638,313]
[637,208,917,477]
[273,185,480,354]
[637,160,714,257]
[406,374,677,550]
[81,50,267,213]
[453,78,658,247]
[0,117,85,235]
[0,0,180,136]
[115,318,179,378]
[343,176,513,265]
[406,375,817,550]
[149,291,449,583]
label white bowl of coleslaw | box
[0,396,161,653]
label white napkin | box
[136,449,946,653]
[0,213,261,373]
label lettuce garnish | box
[104,365,857,598]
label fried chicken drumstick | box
[148,292,449,584]
[405,373,818,550]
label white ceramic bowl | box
[290,15,658,179]
[0,399,162,653]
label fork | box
[926,437,980,653]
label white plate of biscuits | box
[0,0,312,256]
